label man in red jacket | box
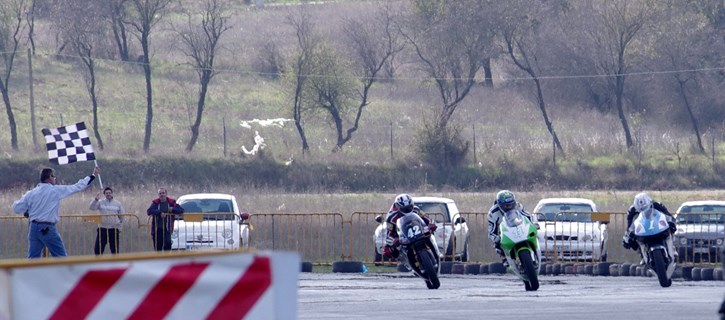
[147,187,184,251]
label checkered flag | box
[42,122,96,165]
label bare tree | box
[569,0,657,148]
[311,1,403,152]
[177,0,230,152]
[500,0,564,154]
[0,0,28,150]
[285,7,318,154]
[24,0,35,54]
[106,0,132,61]
[400,1,497,167]
[125,0,173,152]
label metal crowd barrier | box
[0,212,722,266]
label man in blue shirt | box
[12,166,100,258]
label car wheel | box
[461,240,469,262]
[444,235,455,261]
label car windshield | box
[677,205,725,224]
[178,199,235,221]
[417,202,450,223]
[537,204,594,222]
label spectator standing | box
[146,188,184,251]
[12,166,100,258]
[89,187,124,255]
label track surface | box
[298,272,724,320]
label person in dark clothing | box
[146,187,184,251]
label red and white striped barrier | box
[0,251,299,320]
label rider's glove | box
[668,221,677,233]
[428,224,437,233]
[622,238,631,250]
[383,246,393,258]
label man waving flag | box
[42,122,96,165]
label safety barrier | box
[0,250,300,319]
[0,211,721,266]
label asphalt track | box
[298,272,724,320]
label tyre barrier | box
[564,264,575,274]
[594,263,611,276]
[332,261,364,273]
[440,261,454,274]
[608,264,620,276]
[451,263,465,274]
[629,265,638,277]
[543,264,552,275]
[301,262,314,273]
[619,263,631,276]
[465,264,481,275]
[479,264,489,274]
[488,262,506,274]
[715,268,723,281]
[682,266,694,280]
[551,264,562,275]
[691,267,702,281]
[701,268,714,281]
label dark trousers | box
[94,227,120,255]
[153,229,172,251]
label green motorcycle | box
[499,208,541,291]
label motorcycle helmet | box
[395,194,414,213]
[496,190,517,212]
[633,192,653,212]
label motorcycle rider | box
[487,190,537,268]
[622,192,677,262]
[383,194,436,259]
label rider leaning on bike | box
[383,193,436,259]
[622,192,677,252]
[487,190,537,267]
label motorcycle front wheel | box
[519,250,539,291]
[418,249,440,289]
[653,249,672,287]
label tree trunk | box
[482,58,493,88]
[88,60,104,150]
[615,74,634,148]
[0,84,18,150]
[186,73,211,152]
[678,79,705,154]
[533,77,564,154]
[141,33,153,153]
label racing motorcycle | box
[395,212,441,289]
[632,207,676,287]
[499,207,541,291]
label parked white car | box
[374,196,469,262]
[533,198,608,262]
[174,193,251,250]
[674,200,725,263]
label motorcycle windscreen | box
[504,209,524,227]
[634,208,669,236]
[396,213,427,245]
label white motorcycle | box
[631,207,676,287]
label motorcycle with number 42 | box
[632,207,676,287]
[499,207,541,291]
[395,212,441,289]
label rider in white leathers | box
[487,190,536,267]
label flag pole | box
[94,159,103,189]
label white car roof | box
[534,198,597,211]
[677,200,725,213]
[413,196,455,204]
[177,193,236,201]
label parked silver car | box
[534,198,608,262]
[374,196,469,263]
[674,200,725,263]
